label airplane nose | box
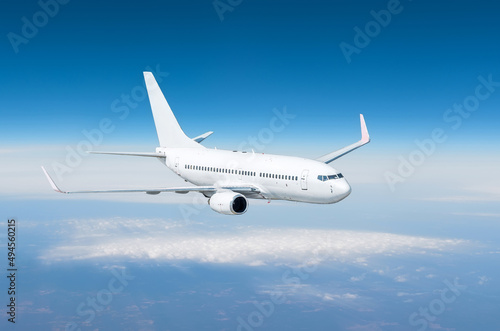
[335,179,351,201]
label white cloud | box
[422,196,500,202]
[322,293,358,301]
[350,274,366,282]
[452,212,500,218]
[40,218,468,266]
[394,275,408,283]
[478,275,490,285]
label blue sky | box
[2,0,500,147]
[1,0,500,330]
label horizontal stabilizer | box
[87,151,165,158]
[192,131,213,143]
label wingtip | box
[41,166,65,193]
[359,114,370,143]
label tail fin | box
[144,72,203,149]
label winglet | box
[315,114,371,164]
[360,114,370,143]
[41,166,67,194]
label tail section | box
[144,72,202,149]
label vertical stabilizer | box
[144,72,203,148]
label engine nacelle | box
[208,191,248,215]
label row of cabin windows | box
[259,173,298,181]
[184,164,298,181]
[185,164,256,177]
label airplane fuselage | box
[161,147,352,204]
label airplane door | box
[300,169,309,190]
[174,157,180,174]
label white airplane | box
[42,72,370,215]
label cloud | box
[452,212,500,218]
[478,276,490,285]
[350,274,366,282]
[394,275,408,283]
[421,186,500,203]
[322,293,358,301]
[40,218,468,266]
[422,196,500,202]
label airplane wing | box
[316,114,370,164]
[41,167,260,195]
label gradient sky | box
[2,0,500,148]
[1,1,500,330]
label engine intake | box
[208,191,248,215]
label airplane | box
[42,72,370,215]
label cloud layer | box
[40,218,467,266]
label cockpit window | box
[317,174,344,181]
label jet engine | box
[208,191,248,215]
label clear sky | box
[1,0,500,330]
[2,0,500,147]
